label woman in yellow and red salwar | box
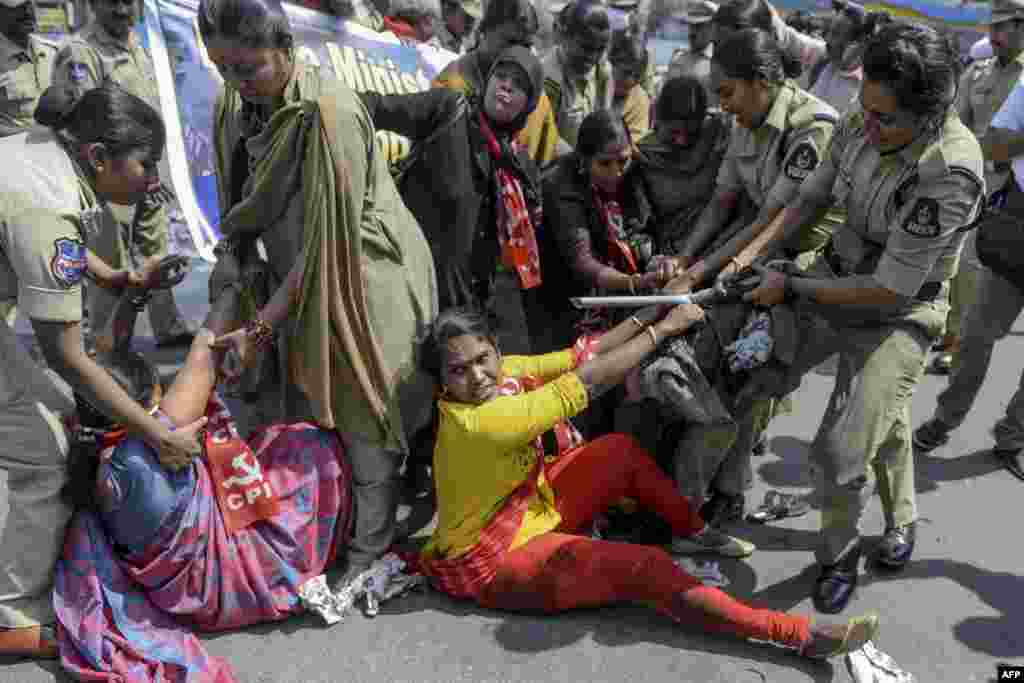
[410,306,880,661]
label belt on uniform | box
[823,245,944,302]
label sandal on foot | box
[912,419,950,452]
[747,491,810,523]
[801,613,880,660]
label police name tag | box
[784,142,819,182]
[902,198,941,238]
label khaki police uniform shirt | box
[717,81,837,212]
[0,132,90,323]
[52,23,159,109]
[0,33,57,137]
[542,49,613,148]
[799,111,985,300]
[958,52,1024,196]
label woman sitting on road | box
[54,286,352,682]
[412,305,878,660]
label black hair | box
[35,84,166,161]
[478,0,538,38]
[608,29,649,77]
[656,75,708,122]
[785,10,827,40]
[418,307,497,384]
[557,0,612,39]
[197,0,294,50]
[831,2,891,45]
[62,351,162,511]
[862,21,960,121]
[713,0,774,33]
[576,108,631,159]
[713,27,802,82]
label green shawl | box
[212,78,400,444]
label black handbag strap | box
[391,95,470,180]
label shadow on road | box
[385,585,835,682]
[865,559,1024,658]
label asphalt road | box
[2,261,1022,682]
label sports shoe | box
[913,418,951,452]
[669,527,756,558]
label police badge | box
[902,198,941,238]
[51,237,87,289]
[784,142,819,181]
[68,62,87,84]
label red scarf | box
[383,16,419,41]
[592,187,637,275]
[478,112,543,290]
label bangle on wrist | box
[730,256,745,270]
[645,325,659,347]
[628,274,637,294]
[246,316,274,350]
[630,315,644,328]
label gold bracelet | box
[246,316,274,350]
[646,325,659,347]
[630,315,644,328]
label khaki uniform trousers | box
[935,266,1024,449]
[782,259,944,566]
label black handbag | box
[975,179,1024,292]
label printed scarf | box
[478,112,543,289]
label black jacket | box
[360,88,542,314]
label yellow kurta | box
[423,351,589,560]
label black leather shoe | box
[813,548,860,614]
[876,523,916,570]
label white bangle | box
[646,325,659,347]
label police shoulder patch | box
[784,141,819,182]
[67,61,87,83]
[902,198,941,238]
[51,237,87,289]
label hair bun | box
[34,85,81,129]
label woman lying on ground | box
[53,283,352,683]
[412,305,877,660]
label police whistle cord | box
[570,273,763,310]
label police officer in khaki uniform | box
[0,0,55,137]
[53,0,194,347]
[0,0,56,326]
[0,83,202,658]
[542,0,613,150]
[661,28,838,529]
[664,0,717,110]
[914,0,1024,477]
[741,23,984,613]
[919,0,1024,374]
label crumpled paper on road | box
[673,557,730,588]
[845,641,917,683]
[298,553,426,625]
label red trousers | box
[477,434,811,649]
